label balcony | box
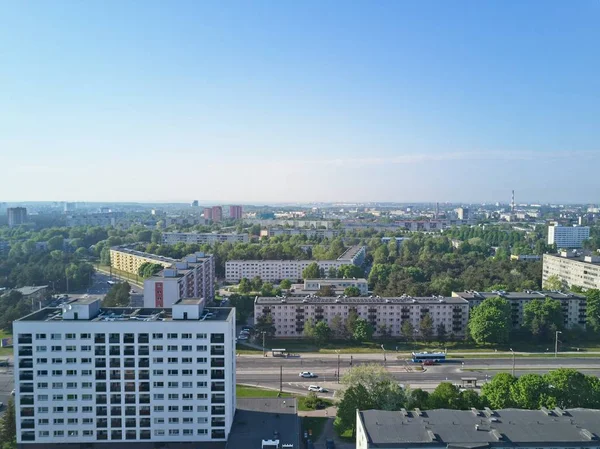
[20,408,35,417]
[211,382,225,392]
[109,373,120,381]
[211,406,225,415]
[19,372,33,381]
[211,358,225,368]
[125,395,136,405]
[109,359,120,368]
[124,359,135,368]
[94,335,105,344]
[111,419,122,427]
[21,432,35,441]
[138,334,149,344]
[211,347,225,356]
[96,395,107,404]
[109,347,120,357]
[110,383,121,392]
[20,420,35,429]
[95,359,106,368]
[125,418,137,428]
[18,335,32,345]
[96,418,108,428]
[18,348,32,357]
[20,396,34,405]
[211,418,225,427]
[109,335,120,344]
[124,347,135,356]
[125,406,136,415]
[95,347,106,356]
[140,418,150,428]
[139,395,150,404]
[20,384,33,393]
[139,406,150,416]
[110,395,121,404]
[19,360,33,369]
[138,359,149,368]
[138,347,149,356]
[140,430,151,440]
[139,370,150,380]
[211,394,225,404]
[111,408,122,418]
[97,430,108,440]
[211,334,225,344]
[123,334,135,344]
[124,383,136,393]
[139,382,150,392]
[124,371,135,381]
[96,407,107,416]
[211,369,225,380]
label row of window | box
[28,333,209,340]
[36,405,209,413]
[32,345,210,352]
[33,429,209,437]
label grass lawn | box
[94,264,143,287]
[302,417,327,441]
[297,396,334,412]
[236,385,293,398]
[338,428,354,442]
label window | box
[152,333,163,339]
[168,394,179,400]
[80,333,91,339]
[66,345,76,352]
[67,418,78,424]
[51,334,61,340]
[81,345,91,352]
[83,430,93,436]
[153,406,164,412]
[183,429,193,435]
[182,393,193,400]
[37,382,48,389]
[51,358,62,364]
[52,370,62,376]
[54,430,64,437]
[82,406,93,413]
[168,358,178,364]
[196,333,207,339]
[38,407,49,413]
[81,370,92,376]
[51,346,62,352]
[196,345,207,351]
[36,333,46,339]
[37,370,48,376]
[153,345,163,351]
[181,333,192,339]
[66,358,76,364]
[168,405,179,412]
[197,357,207,363]
[65,333,76,340]
[197,369,207,375]
[183,417,193,423]
[197,417,208,423]
[67,406,78,413]
[66,382,77,389]
[53,418,64,424]
[82,394,92,401]
[154,430,165,436]
[36,358,47,364]
[81,358,92,364]
[67,394,77,401]
[153,394,164,400]
[167,369,178,375]
[66,370,77,376]
[153,358,164,364]
[182,381,192,388]
[197,405,208,412]
[182,369,192,376]
[197,381,207,387]
[197,393,207,399]
[167,345,178,351]
[182,357,192,364]
[39,431,50,437]
[37,395,48,401]
[168,382,178,388]
[154,417,164,424]
[153,382,164,388]
[153,369,164,376]
[181,345,192,352]
[168,417,179,424]
[36,346,47,352]
[182,405,193,412]
[198,429,208,435]
[52,382,63,389]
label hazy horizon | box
[2,1,599,203]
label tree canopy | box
[468,296,511,344]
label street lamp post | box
[336,350,340,383]
[262,331,266,357]
[555,331,562,358]
[509,348,515,377]
[381,344,386,366]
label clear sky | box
[1,1,599,204]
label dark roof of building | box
[14,286,48,296]
[359,408,600,448]
[227,398,299,449]
[255,296,468,305]
[453,291,585,301]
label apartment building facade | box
[548,224,590,248]
[254,296,469,338]
[109,247,177,276]
[13,298,236,448]
[291,278,369,296]
[162,232,248,245]
[228,206,243,220]
[144,253,215,308]
[543,252,600,290]
[260,228,339,239]
[225,245,366,283]
[452,290,587,329]
[8,207,28,227]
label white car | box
[308,385,328,393]
[238,335,248,341]
[299,371,317,378]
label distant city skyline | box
[2,1,599,203]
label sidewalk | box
[237,350,600,359]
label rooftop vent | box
[471,408,481,416]
[580,429,598,441]
[490,430,504,441]
[414,408,424,417]
[540,407,553,416]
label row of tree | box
[334,365,600,438]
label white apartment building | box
[144,252,215,308]
[290,278,369,296]
[14,298,236,448]
[260,228,339,239]
[547,224,590,248]
[543,252,600,290]
[452,290,587,329]
[254,296,469,338]
[162,232,248,245]
[225,245,366,283]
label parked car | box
[237,335,248,341]
[299,371,316,378]
[308,385,328,393]
[326,439,335,449]
[11,389,15,396]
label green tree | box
[338,264,364,278]
[0,397,16,445]
[341,364,394,391]
[302,262,321,279]
[419,314,434,340]
[238,278,252,294]
[279,279,292,290]
[304,391,320,410]
[585,289,600,331]
[260,282,275,297]
[136,230,153,242]
[47,235,64,252]
[407,388,430,409]
[368,263,391,290]
[228,294,253,324]
[254,314,276,338]
[344,286,361,296]
[522,298,563,341]
[313,321,331,345]
[481,373,516,409]
[334,383,373,437]
[436,322,447,342]
[509,374,550,409]
[329,314,346,339]
[468,296,511,344]
[353,318,374,341]
[316,285,335,296]
[137,262,163,279]
[303,317,316,339]
[461,389,484,409]
[251,276,263,292]
[428,382,464,409]
[401,320,415,341]
[544,368,590,408]
[103,282,131,307]
[345,309,359,336]
[543,274,564,291]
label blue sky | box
[1,1,599,204]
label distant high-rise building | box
[7,207,27,227]
[511,189,516,213]
[212,206,223,222]
[456,207,469,220]
[204,207,213,220]
[229,205,243,220]
[63,202,76,212]
[191,200,199,207]
[547,224,590,248]
[0,202,7,215]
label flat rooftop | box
[255,296,468,305]
[227,398,299,449]
[304,278,367,283]
[337,244,365,261]
[453,290,585,301]
[13,285,48,296]
[110,246,178,264]
[17,303,233,323]
[545,252,600,265]
[360,408,600,448]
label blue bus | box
[411,351,446,363]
